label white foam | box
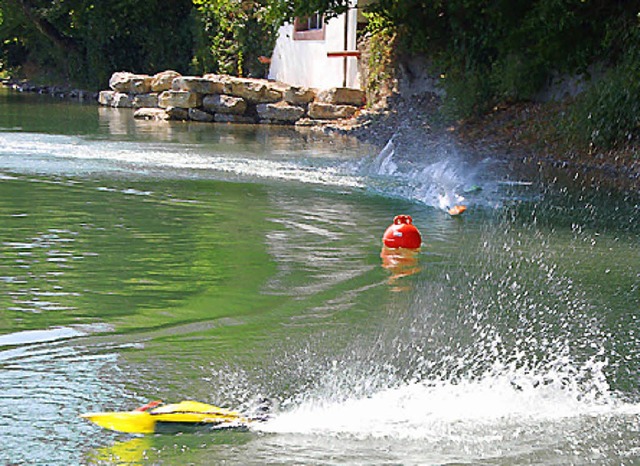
[0,132,365,188]
[258,358,638,441]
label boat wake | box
[248,207,639,460]
[253,353,639,466]
[260,367,637,437]
[0,130,528,211]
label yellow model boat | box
[81,400,252,434]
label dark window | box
[293,13,325,41]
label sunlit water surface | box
[0,90,638,465]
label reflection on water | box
[87,436,152,464]
[96,105,368,155]
[380,247,421,291]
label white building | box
[268,2,370,90]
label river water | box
[0,89,638,465]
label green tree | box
[0,0,194,88]
[365,0,638,114]
[192,0,279,77]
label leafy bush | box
[361,11,397,107]
[490,53,547,104]
[192,0,278,77]
[559,17,640,150]
[563,60,640,150]
[367,0,638,124]
[0,0,194,88]
[439,67,493,119]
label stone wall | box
[98,71,366,127]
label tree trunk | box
[8,0,79,53]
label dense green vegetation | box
[191,0,280,77]
[1,0,638,150]
[362,0,640,150]
[0,0,279,86]
[0,0,194,87]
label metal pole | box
[343,8,349,87]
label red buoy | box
[382,215,422,249]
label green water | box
[0,89,638,465]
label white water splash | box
[368,137,398,176]
[354,135,508,210]
[259,360,638,443]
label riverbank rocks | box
[2,79,97,101]
[223,77,284,103]
[158,90,201,109]
[112,92,135,108]
[308,102,358,120]
[285,86,316,105]
[188,108,214,122]
[98,90,114,106]
[202,94,247,115]
[109,72,152,94]
[133,93,159,108]
[151,70,181,92]
[172,76,225,94]
[165,106,189,121]
[257,101,305,123]
[99,70,366,126]
[317,88,365,106]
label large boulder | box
[151,70,181,92]
[98,90,115,106]
[109,72,152,94]
[108,72,132,91]
[134,108,169,120]
[202,73,232,90]
[172,76,225,94]
[224,77,283,103]
[202,94,247,115]
[256,101,305,123]
[316,87,365,106]
[165,106,189,121]
[284,86,316,105]
[132,93,159,108]
[158,90,202,109]
[112,92,134,108]
[308,102,358,120]
[188,108,214,122]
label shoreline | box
[4,79,638,193]
[1,78,98,101]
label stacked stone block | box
[98,71,365,126]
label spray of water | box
[353,135,508,210]
[252,216,639,455]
